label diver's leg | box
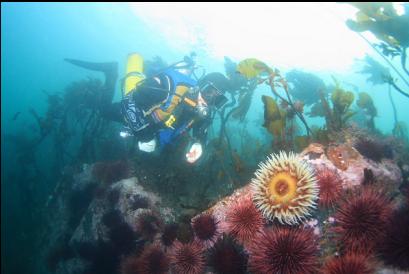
[64,58,117,73]
[136,125,159,142]
[65,58,118,105]
[101,102,123,124]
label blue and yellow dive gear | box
[121,52,228,149]
[121,53,201,134]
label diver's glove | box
[185,142,203,164]
[119,126,134,138]
[138,138,157,153]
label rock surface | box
[191,143,405,274]
[43,164,174,274]
[200,142,402,228]
[301,143,402,189]
[44,143,404,274]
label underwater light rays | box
[129,2,369,71]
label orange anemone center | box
[267,172,298,204]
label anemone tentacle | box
[251,151,319,225]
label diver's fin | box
[65,58,118,104]
[64,58,118,74]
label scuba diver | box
[65,53,229,164]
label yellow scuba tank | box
[123,53,145,96]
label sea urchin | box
[315,166,343,208]
[120,254,139,274]
[322,253,375,274]
[134,209,164,241]
[354,138,393,162]
[333,187,393,255]
[251,151,319,225]
[224,195,264,245]
[136,244,169,274]
[161,223,179,247]
[169,241,206,274]
[248,226,319,274]
[380,206,409,271]
[191,213,219,245]
[207,234,248,274]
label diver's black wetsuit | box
[65,58,211,147]
[123,71,212,145]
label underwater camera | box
[199,81,228,110]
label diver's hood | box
[198,72,230,91]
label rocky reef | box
[301,143,401,190]
[42,141,408,274]
[43,164,174,274]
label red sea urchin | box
[380,206,409,271]
[354,138,393,162]
[322,253,375,274]
[248,227,319,274]
[224,195,264,245]
[251,151,319,225]
[333,187,393,255]
[136,244,169,274]
[120,254,139,274]
[120,244,169,274]
[161,223,179,247]
[207,234,248,274]
[191,213,219,245]
[92,160,132,185]
[169,241,206,274]
[315,166,343,208]
[135,209,164,241]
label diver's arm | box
[185,117,211,164]
[192,115,211,146]
[101,102,123,123]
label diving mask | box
[199,82,228,110]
